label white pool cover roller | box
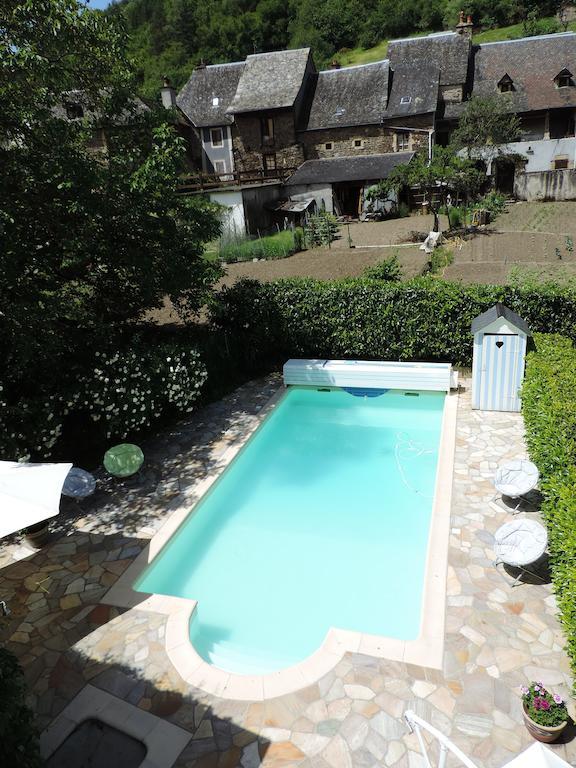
[283,359,453,392]
[0,461,73,538]
[493,518,548,568]
[494,459,539,498]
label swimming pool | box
[135,386,445,675]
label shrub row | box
[211,277,576,369]
[522,333,576,685]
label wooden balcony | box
[178,167,297,193]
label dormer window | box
[212,97,220,107]
[400,96,412,105]
[65,101,84,119]
[498,74,514,93]
[555,68,574,88]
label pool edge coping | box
[101,383,458,701]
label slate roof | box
[471,303,531,335]
[388,32,470,86]
[472,33,576,112]
[177,62,245,127]
[228,48,311,114]
[304,60,438,131]
[385,63,440,118]
[286,152,414,185]
[306,62,390,130]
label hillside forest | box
[107,0,567,98]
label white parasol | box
[0,461,73,538]
[501,743,572,767]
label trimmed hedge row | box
[211,277,576,368]
[522,333,576,684]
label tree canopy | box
[106,0,564,98]
[367,146,485,230]
[1,0,221,455]
[451,95,521,158]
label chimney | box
[160,76,177,109]
[195,59,207,70]
[330,60,341,69]
[455,9,474,38]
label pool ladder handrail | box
[404,710,480,768]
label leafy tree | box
[451,95,521,159]
[110,0,564,92]
[367,147,484,231]
[0,0,221,451]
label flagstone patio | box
[0,374,574,767]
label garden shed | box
[471,304,531,412]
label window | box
[64,101,84,119]
[261,116,274,144]
[87,129,106,151]
[553,157,569,170]
[324,142,333,150]
[549,108,575,139]
[498,74,514,93]
[555,69,573,88]
[212,96,220,107]
[263,153,277,175]
[400,96,412,105]
[210,127,224,148]
[213,159,227,176]
[396,132,410,151]
[354,139,364,148]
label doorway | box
[333,183,363,217]
[494,158,515,196]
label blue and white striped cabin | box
[471,304,531,412]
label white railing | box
[404,710,480,768]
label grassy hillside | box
[333,16,575,68]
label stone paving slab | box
[0,374,574,767]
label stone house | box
[169,20,576,231]
[55,90,150,154]
[466,33,576,200]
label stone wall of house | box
[299,121,431,160]
[232,111,305,172]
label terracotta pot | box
[523,703,568,743]
[24,521,50,548]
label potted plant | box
[23,521,50,548]
[521,682,569,742]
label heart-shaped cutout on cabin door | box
[495,341,504,348]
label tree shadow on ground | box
[0,529,271,768]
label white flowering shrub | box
[0,345,207,459]
[70,345,208,441]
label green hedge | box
[0,647,41,768]
[211,277,576,368]
[522,333,576,683]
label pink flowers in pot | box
[521,681,568,728]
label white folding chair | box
[493,518,548,587]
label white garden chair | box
[405,710,571,767]
[493,518,548,587]
[493,459,539,511]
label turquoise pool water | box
[136,386,445,675]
